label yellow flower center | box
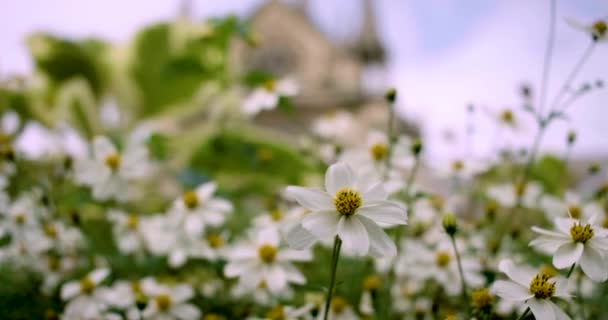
[515,181,527,197]
[258,244,277,264]
[80,277,95,295]
[435,251,451,268]
[570,223,594,243]
[362,275,381,292]
[501,110,514,124]
[486,200,498,218]
[203,314,221,320]
[452,160,464,172]
[430,195,444,211]
[266,305,285,320]
[540,265,557,278]
[263,80,276,91]
[258,280,267,289]
[127,214,138,230]
[44,224,58,239]
[471,288,493,309]
[593,21,607,37]
[182,191,199,209]
[369,143,388,161]
[207,234,223,248]
[270,209,283,221]
[529,273,555,299]
[156,294,172,311]
[334,188,362,216]
[14,214,25,225]
[568,206,581,219]
[104,154,120,171]
[331,296,347,314]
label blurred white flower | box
[487,182,542,209]
[141,279,200,320]
[311,111,357,144]
[74,136,151,202]
[108,209,146,254]
[491,260,571,320]
[530,216,608,281]
[224,227,311,294]
[168,182,233,236]
[315,296,358,320]
[540,191,602,220]
[242,77,298,116]
[60,268,110,320]
[286,162,406,257]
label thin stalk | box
[384,101,396,180]
[449,235,469,314]
[537,0,557,117]
[566,263,576,278]
[547,42,596,112]
[576,272,587,319]
[323,236,342,320]
[516,307,531,320]
[393,154,420,246]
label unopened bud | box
[411,139,423,156]
[385,88,397,103]
[442,213,457,236]
[589,163,601,175]
[567,131,576,145]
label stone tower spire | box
[351,0,386,64]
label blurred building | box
[231,0,418,141]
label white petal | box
[361,183,387,201]
[301,210,340,238]
[357,201,406,225]
[171,285,194,303]
[170,304,201,320]
[554,217,575,234]
[490,280,532,301]
[264,265,287,293]
[89,268,110,284]
[529,237,570,253]
[526,299,554,320]
[256,227,280,247]
[551,302,571,320]
[282,263,306,284]
[169,250,188,268]
[337,216,369,256]
[195,182,216,200]
[184,215,205,236]
[93,136,116,160]
[285,186,333,210]
[325,162,355,195]
[498,260,536,287]
[284,223,317,249]
[224,260,256,278]
[278,249,312,262]
[531,226,568,238]
[553,243,583,269]
[580,246,608,282]
[588,237,608,251]
[358,215,397,258]
[60,282,81,300]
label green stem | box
[516,307,531,320]
[449,235,469,315]
[566,263,576,278]
[323,236,342,320]
[577,272,587,319]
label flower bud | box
[442,213,457,236]
[411,139,423,156]
[385,88,397,103]
[567,131,576,145]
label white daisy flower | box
[491,260,571,320]
[224,227,311,294]
[285,162,407,257]
[486,182,542,209]
[566,18,607,42]
[74,136,151,202]
[108,209,146,254]
[540,191,602,220]
[311,111,357,145]
[141,280,200,320]
[530,215,608,281]
[315,296,358,320]
[60,268,110,320]
[242,77,299,116]
[169,182,233,236]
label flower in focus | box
[242,77,299,116]
[530,216,608,281]
[224,227,311,294]
[286,162,407,257]
[74,136,151,202]
[491,260,571,320]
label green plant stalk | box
[384,101,396,180]
[449,235,470,315]
[516,307,530,320]
[323,236,342,320]
[536,0,556,117]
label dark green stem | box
[323,236,342,320]
[449,235,469,315]
[516,307,531,320]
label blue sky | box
[2,0,608,160]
